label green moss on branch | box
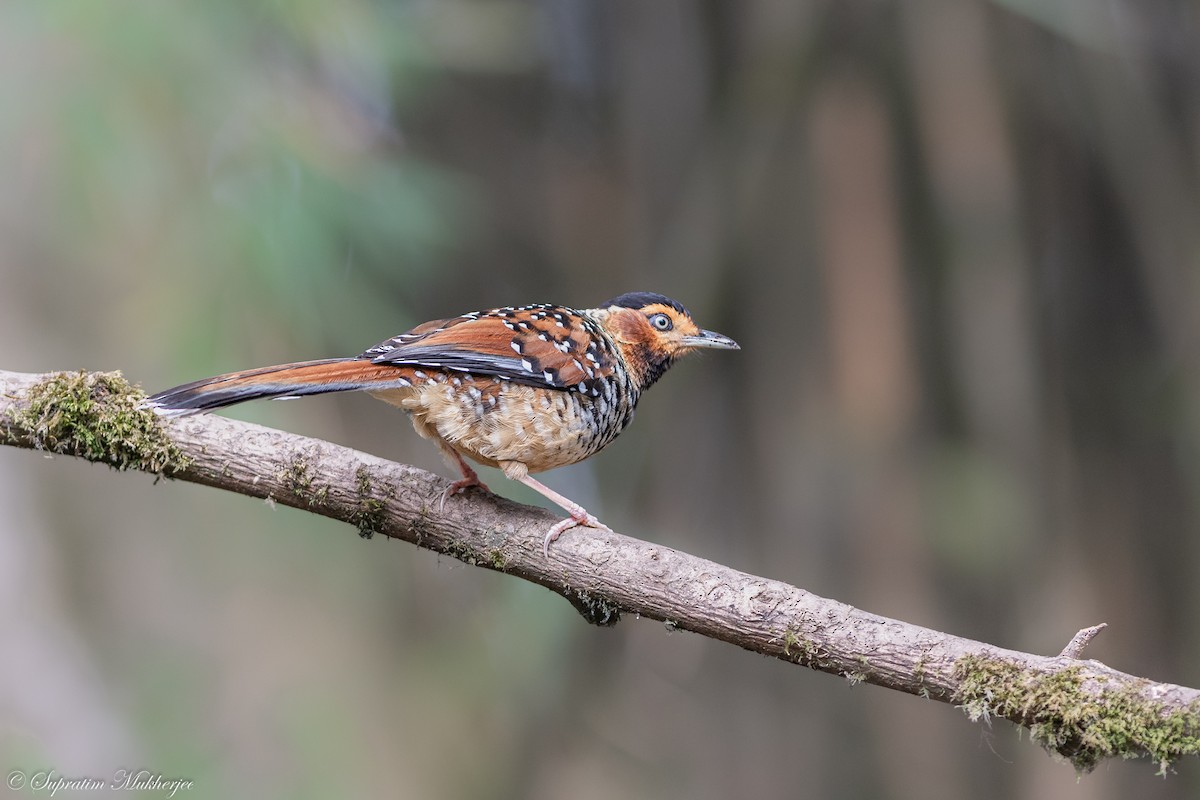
[351,464,390,539]
[6,370,189,474]
[954,654,1200,774]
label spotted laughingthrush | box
[146,292,740,554]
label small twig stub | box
[1058,624,1108,659]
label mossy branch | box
[2,368,1199,773]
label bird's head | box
[595,292,739,391]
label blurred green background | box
[1,2,1199,798]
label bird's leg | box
[515,474,611,556]
[437,444,491,511]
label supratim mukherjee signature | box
[6,768,194,797]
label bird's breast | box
[370,371,637,473]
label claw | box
[542,509,611,557]
[439,475,491,512]
[436,446,490,511]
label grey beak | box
[681,329,740,350]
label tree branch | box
[2,368,1198,773]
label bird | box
[145,292,739,555]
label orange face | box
[607,301,738,356]
[600,297,738,390]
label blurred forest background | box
[1,2,1199,799]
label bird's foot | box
[543,509,611,557]
[439,475,491,512]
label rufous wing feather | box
[362,305,620,395]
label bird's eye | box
[649,313,673,331]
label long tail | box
[145,358,412,417]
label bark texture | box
[2,368,1198,772]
